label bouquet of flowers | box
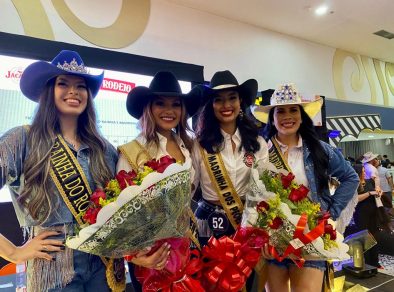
[66,155,192,258]
[242,163,349,265]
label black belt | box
[198,199,223,213]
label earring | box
[239,109,244,120]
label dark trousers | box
[194,199,255,291]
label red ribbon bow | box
[270,214,325,267]
[202,227,268,292]
[135,238,204,292]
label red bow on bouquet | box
[135,237,204,292]
[201,227,269,292]
[269,214,325,267]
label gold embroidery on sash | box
[200,146,244,229]
[49,135,125,291]
[269,138,292,172]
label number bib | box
[207,210,229,233]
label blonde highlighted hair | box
[138,97,193,153]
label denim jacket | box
[0,126,118,228]
[303,140,359,220]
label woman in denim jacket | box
[253,83,359,292]
[0,50,123,291]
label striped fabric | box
[326,114,381,146]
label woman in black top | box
[346,164,392,267]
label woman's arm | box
[0,127,27,189]
[0,231,63,263]
[326,146,360,219]
[358,190,378,202]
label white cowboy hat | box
[361,152,379,163]
[252,83,323,124]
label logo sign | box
[101,78,135,94]
[5,67,24,84]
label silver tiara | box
[57,58,88,74]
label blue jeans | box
[49,251,110,292]
[267,258,327,271]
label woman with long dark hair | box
[192,70,268,245]
[345,164,393,268]
[0,50,124,291]
[254,83,359,292]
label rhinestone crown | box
[273,83,300,104]
[57,58,88,74]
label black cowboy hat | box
[199,70,258,106]
[20,50,104,101]
[126,71,200,119]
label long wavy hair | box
[18,78,113,223]
[138,97,193,153]
[263,105,329,194]
[352,164,366,193]
[196,95,260,154]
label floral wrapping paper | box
[66,161,192,257]
[242,163,350,262]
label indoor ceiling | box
[170,0,394,63]
[340,129,394,142]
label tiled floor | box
[379,254,394,276]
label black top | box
[353,179,379,234]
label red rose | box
[90,189,106,206]
[155,156,176,173]
[281,173,295,189]
[256,201,270,213]
[144,159,158,170]
[297,184,309,197]
[317,211,331,223]
[324,223,337,240]
[116,170,137,189]
[269,217,283,229]
[83,207,101,224]
[330,229,337,240]
[288,184,309,202]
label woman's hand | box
[131,243,171,270]
[5,230,64,263]
[260,243,274,260]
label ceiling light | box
[368,135,374,138]
[315,5,329,16]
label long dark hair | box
[263,105,329,193]
[18,79,113,223]
[196,97,260,154]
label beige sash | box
[200,146,244,229]
[268,138,292,172]
[118,139,200,249]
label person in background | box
[345,164,393,268]
[117,71,199,292]
[254,83,359,292]
[377,160,393,209]
[381,154,391,168]
[0,50,125,291]
[362,152,381,192]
